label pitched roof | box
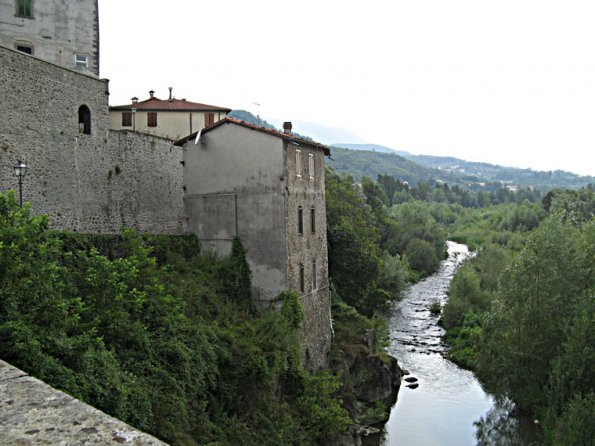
[110,97,231,112]
[174,117,331,155]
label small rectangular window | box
[296,149,302,178]
[16,44,33,54]
[308,153,315,179]
[204,112,215,127]
[310,207,315,233]
[299,264,305,293]
[148,112,158,127]
[75,54,88,69]
[16,0,32,17]
[312,259,317,291]
[298,206,303,235]
[122,112,132,127]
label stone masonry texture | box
[0,45,184,234]
[0,360,168,445]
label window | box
[204,112,215,127]
[295,149,302,178]
[121,111,132,127]
[147,112,158,127]
[310,207,316,233]
[75,54,88,69]
[297,206,303,235]
[78,105,91,135]
[15,44,33,54]
[15,0,32,18]
[312,259,317,291]
[299,264,305,293]
[308,153,314,179]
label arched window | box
[78,105,91,135]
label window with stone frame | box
[15,43,33,54]
[75,54,88,69]
[15,0,32,18]
[299,264,305,293]
[312,259,317,291]
[310,206,316,233]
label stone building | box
[0,45,184,234]
[109,89,231,140]
[176,119,333,368]
[0,0,99,75]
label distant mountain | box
[328,145,593,191]
[397,153,594,190]
[327,146,461,186]
[332,143,396,154]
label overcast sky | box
[98,0,594,176]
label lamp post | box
[13,160,27,207]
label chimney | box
[283,121,292,134]
[149,90,155,98]
[168,87,173,101]
[131,96,138,103]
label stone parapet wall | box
[0,360,168,445]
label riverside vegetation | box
[0,191,349,445]
[0,165,449,445]
[2,170,592,444]
[440,187,594,444]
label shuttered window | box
[122,112,132,127]
[308,153,314,179]
[147,112,158,127]
[204,113,215,127]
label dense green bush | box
[0,191,349,445]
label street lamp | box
[13,160,27,207]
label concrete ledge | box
[0,360,168,445]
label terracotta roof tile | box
[174,117,331,155]
[110,97,231,112]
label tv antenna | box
[252,102,261,118]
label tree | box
[325,169,384,315]
[479,217,592,411]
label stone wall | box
[0,46,184,234]
[0,359,168,445]
[284,140,332,369]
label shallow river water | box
[379,242,534,446]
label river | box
[379,241,535,446]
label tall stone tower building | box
[0,0,99,75]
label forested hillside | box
[330,144,594,190]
